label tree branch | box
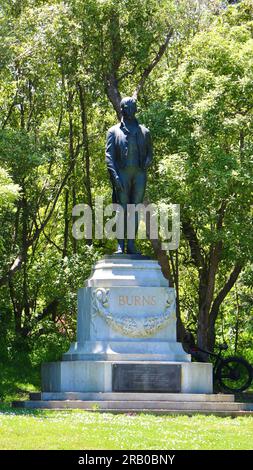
[104,9,123,119]
[133,27,173,99]
[2,94,17,129]
[105,72,122,119]
[209,263,243,327]
[144,199,174,284]
[182,218,205,268]
[0,153,79,287]
[35,299,59,323]
[205,200,227,311]
[29,158,77,245]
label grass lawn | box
[0,406,253,450]
[1,359,253,450]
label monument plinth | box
[41,96,213,396]
[42,255,213,394]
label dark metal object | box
[112,363,181,393]
[184,334,253,393]
[105,96,153,255]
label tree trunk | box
[63,189,69,258]
[77,84,93,209]
[72,177,77,254]
[208,263,243,350]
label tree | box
[148,0,253,348]
[0,0,251,356]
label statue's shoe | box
[114,248,124,254]
[126,241,141,255]
[114,240,125,254]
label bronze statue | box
[105,96,153,254]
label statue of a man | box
[105,96,153,254]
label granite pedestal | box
[42,255,213,395]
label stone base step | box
[63,353,190,361]
[12,399,253,412]
[30,392,235,402]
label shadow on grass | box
[0,402,47,416]
[0,358,41,404]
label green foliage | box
[144,1,253,349]
[0,0,252,391]
[0,166,20,208]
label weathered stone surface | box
[13,400,253,413]
[41,360,213,394]
[38,392,235,402]
[40,256,213,396]
[86,257,169,287]
[63,258,190,361]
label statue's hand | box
[115,176,124,192]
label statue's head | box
[120,96,137,121]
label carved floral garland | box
[91,288,176,337]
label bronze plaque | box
[112,364,181,393]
